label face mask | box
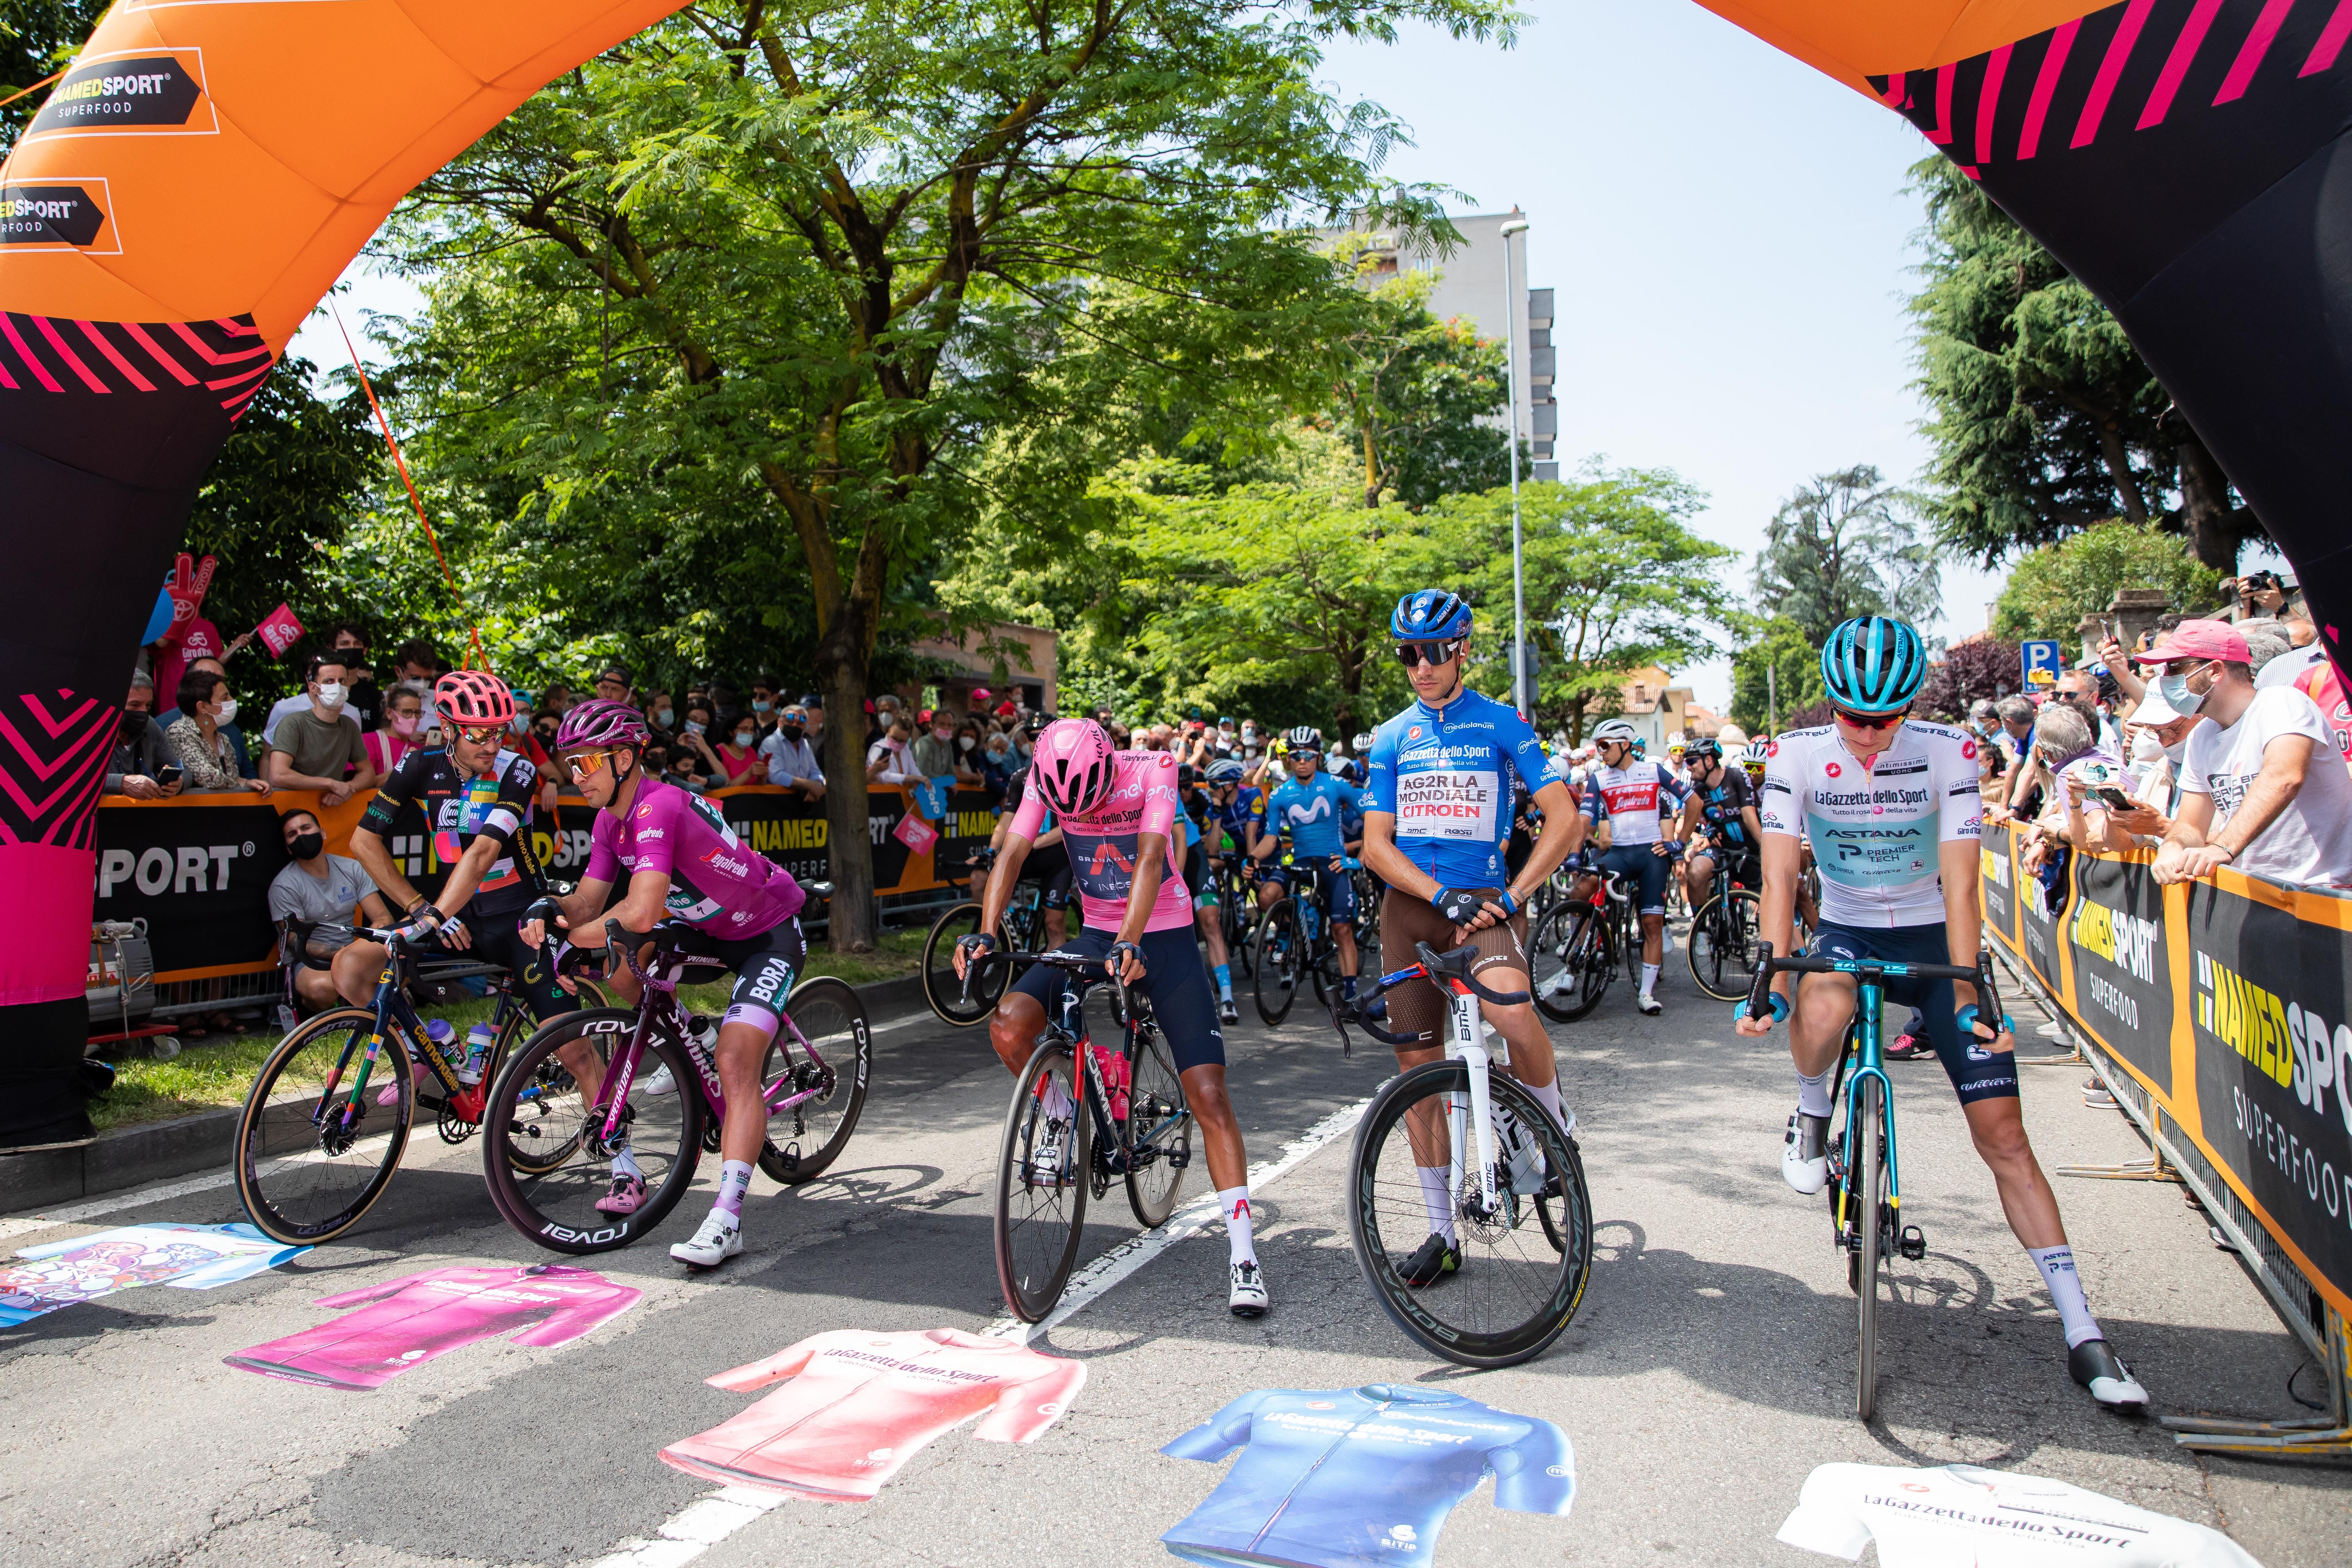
[684,720,705,735]
[119,709,148,739]
[752,700,772,714]
[934,728,953,742]
[988,743,1007,759]
[393,714,419,737]
[288,832,325,862]
[316,682,346,709]
[2130,729,2163,767]
[959,735,976,750]
[2157,664,2211,716]
[782,722,804,738]
[729,731,752,748]
[2163,734,2190,764]
[215,697,239,724]
[655,708,675,728]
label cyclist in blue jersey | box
[1676,736,1761,911]
[1178,764,1241,1023]
[1735,616,2146,1412]
[1250,727,1372,1003]
[1574,717,1691,1015]
[1362,589,1586,1286]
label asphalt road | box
[3,939,2347,1568]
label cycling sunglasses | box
[1394,638,1465,669]
[452,722,508,747]
[1832,707,1908,732]
[564,749,623,781]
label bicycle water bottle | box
[1089,1041,1130,1120]
[422,1017,457,1058]
[457,1020,498,1085]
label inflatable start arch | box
[1,0,2347,1140]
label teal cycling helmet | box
[1391,589,1472,642]
[1820,615,1928,714]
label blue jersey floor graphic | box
[1159,1385,1574,1568]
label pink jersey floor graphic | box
[225,1265,640,1390]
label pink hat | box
[2135,619,2250,665]
[971,687,992,702]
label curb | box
[1,970,934,1217]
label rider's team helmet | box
[1739,739,1771,772]
[1820,615,1928,715]
[1285,725,1321,753]
[1206,758,1246,784]
[1032,718,1119,818]
[556,698,650,750]
[1390,589,1474,642]
[1665,729,1688,754]
[1592,718,1638,747]
[1352,731,1375,753]
[436,669,516,728]
[1685,737,1721,764]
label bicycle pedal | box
[1168,1140,1192,1170]
[1898,1224,1927,1260]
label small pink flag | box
[893,812,938,854]
[255,603,305,658]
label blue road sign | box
[2021,639,2063,688]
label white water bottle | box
[458,1021,498,1086]
[422,1017,457,1059]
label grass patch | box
[803,924,928,986]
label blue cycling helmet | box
[1390,589,1473,642]
[1820,615,1928,714]
[1206,758,1246,784]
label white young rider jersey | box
[1777,1463,2259,1567]
[1757,721,1982,928]
[1577,759,1688,847]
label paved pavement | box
[3,945,2348,1568]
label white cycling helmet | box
[1592,719,1638,746]
[1665,729,1688,754]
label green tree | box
[387,0,1515,948]
[1753,464,1941,644]
[1907,156,2257,571]
[1,0,107,145]
[1325,263,1512,508]
[1991,520,2224,644]
[1729,615,1824,733]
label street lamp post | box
[1499,217,1530,721]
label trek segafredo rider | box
[1736,616,2147,1412]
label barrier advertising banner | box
[2061,853,2173,1101]
[1979,823,2017,956]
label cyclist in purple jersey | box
[523,699,809,1271]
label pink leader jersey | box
[661,1327,1086,1499]
[586,776,806,936]
[224,1266,641,1389]
[1008,749,1192,932]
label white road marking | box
[578,1093,1372,1566]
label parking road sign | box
[2021,639,2063,689]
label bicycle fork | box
[1444,988,1507,1220]
[1836,1060,1906,1254]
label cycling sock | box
[1796,1069,1834,1119]
[610,1142,642,1182]
[1214,963,1232,1001]
[1525,1079,1572,1138]
[1342,973,1357,1001]
[713,1158,753,1224]
[1041,1078,1075,1121]
[1219,1186,1257,1265]
[2028,1244,2103,1347]
[1416,1167,1459,1243]
[1640,963,1660,998]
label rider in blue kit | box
[1252,728,1371,1000]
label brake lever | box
[1743,941,1777,1020]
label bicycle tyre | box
[1347,1060,1592,1367]
[488,1002,589,1178]
[922,903,1005,1027]
[1534,905,1612,1023]
[235,1008,416,1246]
[993,1039,1091,1322]
[1253,899,1299,1025]
[758,976,871,1184]
[1123,1019,1193,1228]
[1685,891,1762,1002]
[1856,1072,1887,1420]
[481,1010,705,1254]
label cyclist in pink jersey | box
[953,718,1268,1317]
[522,699,808,1270]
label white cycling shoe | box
[635,1063,677,1097]
[1229,1259,1270,1318]
[1782,1111,1830,1195]
[669,1211,744,1268]
[1636,992,1662,1017]
[2069,1339,2150,1413]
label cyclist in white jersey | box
[1735,616,2146,1412]
[1572,718,1689,1014]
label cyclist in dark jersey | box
[1676,736,1762,911]
[524,699,808,1271]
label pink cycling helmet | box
[555,698,649,751]
[1031,718,1118,818]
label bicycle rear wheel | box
[1687,890,1764,1002]
[923,903,1005,1026]
[481,1010,703,1254]
[1123,1017,1193,1228]
[1855,1073,1888,1420]
[993,1039,1092,1322]
[759,976,871,1183]
[1253,899,1299,1024]
[1347,1060,1593,1367]
[235,1009,416,1245]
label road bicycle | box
[922,847,1047,1025]
[1526,858,1638,1022]
[479,917,872,1254]
[234,928,603,1244]
[968,949,1196,1323]
[1211,852,1258,978]
[1334,941,1594,1367]
[1684,840,1766,1002]
[1252,853,1363,1025]
[1739,943,2008,1420]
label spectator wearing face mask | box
[265,652,380,804]
[798,693,827,749]
[177,655,258,778]
[366,684,428,777]
[644,690,677,748]
[166,668,270,795]
[715,715,767,786]
[661,737,723,793]
[2023,703,2126,853]
[110,671,179,799]
[268,808,391,1014]
[762,705,826,799]
[673,700,725,779]
[867,714,918,783]
[978,725,1015,806]
[2144,620,2352,889]
[747,678,782,738]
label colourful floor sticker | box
[226,1265,640,1390]
[1160,1385,1574,1568]
[660,1328,1084,1499]
[1,1223,309,1327]
[1777,1463,2262,1566]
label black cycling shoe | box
[2068,1338,2150,1412]
[1398,1233,1461,1287]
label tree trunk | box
[2176,434,2247,573]
[814,619,878,954]
[2096,418,2150,525]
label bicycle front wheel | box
[759,976,871,1184]
[1347,1060,1594,1367]
[923,903,1005,1027]
[1123,1018,1194,1228]
[481,1010,703,1254]
[1253,899,1299,1024]
[993,1039,1092,1322]
[235,1009,416,1245]
[1855,1073,1889,1420]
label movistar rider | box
[1361,590,1586,1286]
[1251,726,1370,1004]
[1735,615,2146,1412]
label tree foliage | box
[1729,615,1824,733]
[1915,635,2021,721]
[1752,464,1940,645]
[0,0,107,146]
[1991,520,2224,645]
[1324,262,1512,508]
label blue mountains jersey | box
[1160,1384,1574,1568]
[1258,772,1367,860]
[1366,690,1563,887]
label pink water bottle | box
[1089,1042,1131,1120]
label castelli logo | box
[1825,761,1842,778]
[1408,726,1422,740]
[1961,739,1978,760]
[1765,741,1778,758]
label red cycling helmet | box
[555,698,649,751]
[436,669,516,728]
[1031,718,1118,818]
